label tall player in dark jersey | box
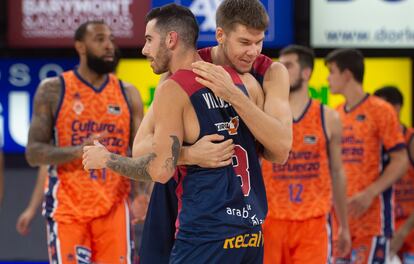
[138,1,292,263]
[83,3,270,263]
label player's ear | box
[216,27,225,45]
[343,69,354,82]
[75,41,86,55]
[166,31,178,49]
[302,67,312,81]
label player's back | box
[262,99,331,220]
[44,69,131,223]
[170,68,267,243]
[338,94,405,237]
[395,127,414,220]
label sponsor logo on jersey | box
[356,114,366,121]
[304,135,317,144]
[76,246,91,264]
[108,104,121,115]
[215,116,239,135]
[223,231,264,249]
[72,92,84,115]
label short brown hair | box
[216,0,269,32]
[280,45,315,71]
[325,49,364,84]
[146,4,199,48]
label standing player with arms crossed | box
[325,49,408,264]
[25,21,143,264]
[261,45,351,264]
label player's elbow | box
[25,145,39,167]
[264,140,291,164]
[397,150,409,178]
[150,168,173,184]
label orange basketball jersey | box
[337,94,405,238]
[395,127,414,220]
[262,99,332,220]
[43,70,131,223]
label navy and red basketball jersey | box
[170,67,267,242]
[139,50,273,263]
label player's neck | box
[211,45,228,66]
[77,63,107,87]
[290,84,311,119]
[170,49,201,74]
[343,81,366,110]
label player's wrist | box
[228,87,248,108]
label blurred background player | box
[261,45,351,264]
[325,49,408,264]
[25,20,143,263]
[374,86,414,263]
[16,166,47,236]
[139,0,292,262]
[82,3,268,263]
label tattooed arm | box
[26,77,83,166]
[83,79,186,183]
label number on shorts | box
[232,145,251,196]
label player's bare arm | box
[325,106,351,257]
[348,147,408,218]
[133,96,234,169]
[83,80,187,183]
[122,81,152,221]
[192,61,292,164]
[26,78,85,166]
[390,211,414,256]
[16,166,48,236]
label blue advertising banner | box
[151,0,293,48]
[0,59,78,153]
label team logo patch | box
[356,114,366,121]
[75,246,91,264]
[108,104,121,115]
[304,135,317,144]
[214,116,240,135]
[72,92,84,115]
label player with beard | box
[25,21,143,264]
[261,45,351,264]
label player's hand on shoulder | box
[192,61,241,102]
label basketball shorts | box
[46,200,134,264]
[170,226,264,264]
[263,215,331,264]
